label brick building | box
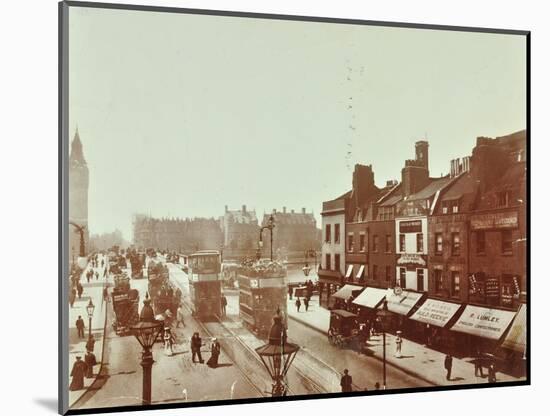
[220,205,259,250]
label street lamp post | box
[259,214,275,261]
[86,298,95,338]
[131,293,163,405]
[376,299,392,389]
[255,310,300,396]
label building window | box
[451,233,460,256]
[417,269,424,292]
[435,233,443,255]
[335,254,341,272]
[347,234,354,252]
[385,234,392,253]
[435,269,444,293]
[502,230,513,254]
[334,224,340,243]
[373,235,379,253]
[416,233,424,253]
[325,224,331,243]
[399,234,406,252]
[497,191,509,208]
[325,254,331,270]
[359,234,366,252]
[476,231,486,255]
[451,271,460,297]
[386,266,392,281]
[372,265,378,280]
[442,206,448,214]
[452,203,459,213]
[399,267,406,288]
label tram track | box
[167,264,327,397]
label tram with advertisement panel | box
[238,261,288,337]
[188,250,222,320]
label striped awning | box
[451,305,516,340]
[501,304,527,353]
[352,287,387,309]
[385,289,425,316]
[332,284,364,300]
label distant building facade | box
[69,128,89,260]
[133,215,223,253]
[221,205,259,250]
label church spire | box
[70,127,87,166]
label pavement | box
[68,256,111,408]
[286,295,526,387]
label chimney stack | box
[283,206,287,213]
[225,205,228,213]
[415,140,429,171]
[242,205,246,213]
[302,207,306,214]
[291,209,295,214]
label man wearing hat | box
[70,356,88,390]
[395,331,403,358]
[191,332,204,363]
[340,369,353,392]
[84,351,97,378]
[76,316,85,339]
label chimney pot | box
[242,205,246,213]
[283,206,287,213]
[302,208,306,214]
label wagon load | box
[111,272,139,335]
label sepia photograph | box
[60,1,529,414]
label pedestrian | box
[191,332,204,363]
[207,338,221,368]
[295,298,302,312]
[488,364,497,383]
[340,369,353,392]
[221,294,227,316]
[86,334,96,352]
[103,286,109,303]
[101,259,104,268]
[69,356,87,391]
[288,285,293,300]
[69,288,76,308]
[304,297,310,312]
[76,316,85,338]
[176,304,185,328]
[84,351,97,378]
[86,271,91,283]
[474,350,485,377]
[164,327,174,356]
[95,271,99,280]
[164,309,173,327]
[77,282,83,299]
[395,331,403,358]
[444,353,453,381]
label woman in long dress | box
[207,338,221,368]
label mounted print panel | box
[59,1,529,414]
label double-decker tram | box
[188,250,222,320]
[238,262,288,337]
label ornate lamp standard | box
[376,299,392,389]
[255,311,299,396]
[259,214,275,261]
[131,293,163,405]
[86,298,95,338]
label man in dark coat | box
[76,316,85,338]
[444,354,453,381]
[191,332,203,363]
[220,294,227,316]
[86,334,95,352]
[340,369,352,392]
[295,298,301,312]
[77,282,83,299]
[69,288,77,308]
[84,351,97,378]
[474,350,485,377]
[304,297,310,312]
[69,356,87,390]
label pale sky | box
[68,6,526,241]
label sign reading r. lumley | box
[451,305,516,340]
[470,211,518,230]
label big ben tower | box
[69,127,89,259]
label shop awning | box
[385,289,425,316]
[345,265,354,279]
[331,284,364,300]
[352,287,387,308]
[451,305,516,340]
[410,298,462,327]
[501,304,526,353]
[356,265,365,279]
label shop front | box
[450,304,516,357]
[318,269,343,309]
[330,284,364,311]
[384,288,426,336]
[409,298,463,352]
[352,286,387,323]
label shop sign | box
[397,254,426,266]
[451,305,516,340]
[485,278,500,299]
[399,220,422,233]
[410,299,462,327]
[470,211,518,230]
